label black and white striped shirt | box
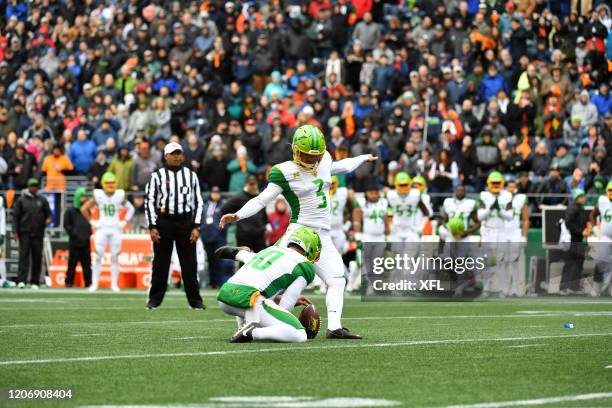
[145,166,204,228]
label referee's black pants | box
[148,217,204,308]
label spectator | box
[89,150,109,189]
[551,143,576,178]
[570,90,599,128]
[68,130,97,175]
[131,143,157,192]
[591,83,611,117]
[41,144,73,192]
[429,149,458,208]
[202,144,230,191]
[8,145,34,190]
[200,187,226,289]
[227,146,256,193]
[536,165,570,207]
[530,141,552,180]
[351,129,380,192]
[352,13,381,52]
[12,178,52,289]
[474,130,501,190]
[107,146,133,191]
[221,174,267,253]
[91,120,118,148]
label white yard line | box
[439,391,612,408]
[505,344,544,349]
[174,336,212,340]
[70,333,106,337]
[0,332,610,367]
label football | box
[299,304,321,339]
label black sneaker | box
[215,246,251,260]
[326,328,363,339]
[230,322,258,343]
[146,303,159,310]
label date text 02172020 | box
[4,389,74,400]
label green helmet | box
[287,226,322,263]
[448,217,465,237]
[292,125,326,170]
[394,172,411,185]
[607,180,612,191]
[411,175,427,192]
[101,172,117,184]
[487,171,504,193]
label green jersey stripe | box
[268,166,300,222]
[262,300,304,330]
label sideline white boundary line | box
[0,332,610,366]
[439,391,612,408]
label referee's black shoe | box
[215,246,251,260]
[326,327,363,339]
[230,322,258,343]
[190,302,207,310]
[146,303,159,310]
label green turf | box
[0,289,611,408]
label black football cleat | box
[326,328,363,339]
[230,322,258,343]
[215,246,251,260]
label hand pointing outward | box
[219,213,240,229]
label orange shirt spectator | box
[41,145,73,191]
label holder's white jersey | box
[386,189,422,232]
[443,197,477,231]
[93,189,126,228]
[598,195,612,238]
[355,197,388,237]
[227,246,315,298]
[330,187,348,229]
[505,193,528,231]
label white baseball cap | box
[164,142,183,155]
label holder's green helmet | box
[292,125,326,170]
[487,171,504,193]
[287,226,322,263]
[448,217,465,237]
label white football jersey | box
[412,191,432,232]
[505,193,528,231]
[93,189,126,228]
[268,152,334,230]
[386,189,422,232]
[598,195,612,238]
[443,197,477,231]
[479,190,513,229]
[330,186,348,229]
[228,246,315,297]
[355,196,388,236]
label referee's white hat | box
[164,142,183,155]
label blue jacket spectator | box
[68,131,97,174]
[481,65,508,102]
[591,84,611,117]
[91,121,119,147]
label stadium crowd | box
[0,1,610,226]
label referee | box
[145,142,206,310]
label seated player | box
[216,226,321,343]
[81,172,134,292]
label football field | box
[1,289,612,408]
